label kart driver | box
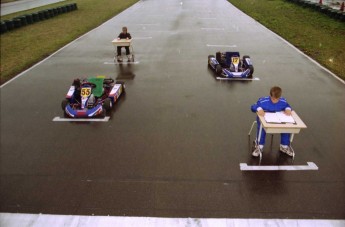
[117,26,132,62]
[250,86,293,157]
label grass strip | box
[0,0,139,84]
[228,0,345,81]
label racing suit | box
[117,32,132,56]
[251,96,292,146]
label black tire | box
[100,108,106,118]
[242,55,250,61]
[48,9,55,17]
[65,4,71,12]
[13,19,22,28]
[216,52,221,61]
[32,13,40,22]
[25,14,33,24]
[38,11,45,20]
[215,64,222,75]
[16,16,27,26]
[242,56,253,78]
[43,10,51,19]
[4,20,14,30]
[61,99,69,111]
[103,98,112,111]
[0,22,7,34]
[248,65,254,78]
[63,112,70,118]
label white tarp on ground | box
[1,213,345,227]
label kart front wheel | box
[248,65,254,78]
[99,108,106,118]
[215,64,222,75]
[103,98,113,111]
[61,99,69,111]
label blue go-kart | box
[208,51,254,79]
[61,76,125,118]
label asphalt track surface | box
[1,0,345,220]
[0,0,66,16]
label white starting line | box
[202,28,225,31]
[240,162,318,171]
[52,117,110,122]
[199,17,217,20]
[207,44,237,48]
[216,77,260,81]
[132,37,153,40]
[104,61,140,65]
[1,213,344,227]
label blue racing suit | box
[251,96,292,146]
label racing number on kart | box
[81,87,92,98]
[231,57,240,65]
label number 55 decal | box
[81,87,91,98]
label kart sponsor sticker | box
[110,84,121,97]
[245,58,252,65]
[66,86,75,98]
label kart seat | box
[87,77,105,98]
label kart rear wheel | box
[61,99,69,111]
[103,98,112,111]
[97,107,106,118]
[63,112,70,118]
[215,64,222,75]
[248,65,254,78]
[243,55,254,78]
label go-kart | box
[61,76,125,118]
[208,51,254,79]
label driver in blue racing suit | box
[250,86,293,157]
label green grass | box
[0,0,139,84]
[228,0,345,80]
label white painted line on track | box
[52,117,110,122]
[1,213,343,227]
[207,44,237,48]
[137,23,159,26]
[201,28,224,31]
[199,17,216,19]
[132,37,152,40]
[240,162,318,171]
[104,61,140,65]
[216,77,260,81]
